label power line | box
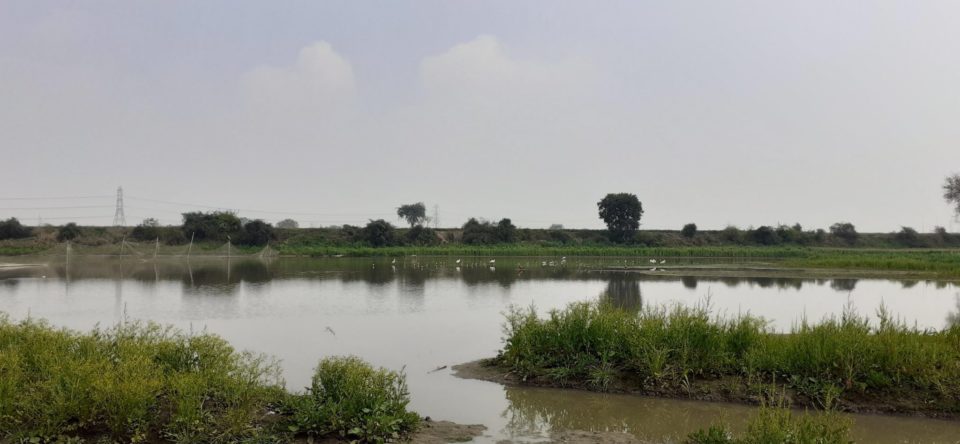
[0,205,113,210]
[0,195,112,200]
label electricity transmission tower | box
[113,186,126,226]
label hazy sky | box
[2,1,959,231]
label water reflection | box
[3,258,953,295]
[947,295,960,327]
[500,384,960,443]
[600,273,642,311]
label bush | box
[829,222,858,245]
[282,356,419,442]
[237,220,275,246]
[894,226,925,247]
[181,211,242,242]
[0,316,284,443]
[405,225,438,246]
[361,220,396,247]
[686,406,851,444]
[681,223,697,238]
[749,226,781,245]
[56,222,81,242]
[461,218,517,245]
[276,219,299,229]
[720,226,743,244]
[0,317,422,444]
[0,217,32,240]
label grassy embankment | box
[0,314,419,444]
[495,301,960,417]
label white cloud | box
[418,35,598,112]
[241,41,356,116]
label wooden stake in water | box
[154,237,159,259]
[187,232,194,258]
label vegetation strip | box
[0,315,422,443]
[486,301,960,417]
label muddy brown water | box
[1,257,959,443]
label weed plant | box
[499,301,960,413]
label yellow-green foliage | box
[0,316,421,444]
[500,302,960,412]
[0,314,284,443]
[281,356,420,443]
[687,406,851,444]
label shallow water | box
[1,256,959,443]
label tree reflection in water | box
[599,273,642,311]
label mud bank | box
[452,359,960,420]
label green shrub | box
[281,356,419,442]
[681,223,697,238]
[686,406,851,444]
[361,220,396,247]
[0,317,420,444]
[56,222,81,242]
[0,217,32,240]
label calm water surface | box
[1,257,959,443]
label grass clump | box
[0,314,420,443]
[281,356,419,443]
[686,406,851,444]
[499,301,960,415]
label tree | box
[461,218,516,245]
[396,203,427,227]
[276,219,299,229]
[131,218,161,241]
[597,193,643,243]
[750,226,780,245]
[181,211,242,242]
[361,219,396,247]
[894,226,924,247]
[405,225,438,246]
[945,174,960,216]
[497,218,517,243]
[238,220,275,246]
[56,222,81,242]
[681,223,697,238]
[548,224,564,230]
[829,222,858,245]
[0,217,32,240]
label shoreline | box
[452,359,960,421]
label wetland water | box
[1,256,959,443]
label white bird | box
[391,258,396,264]
[455,259,461,264]
[489,259,496,264]
[650,267,657,272]
[649,259,657,264]
[541,261,547,266]
[660,259,666,264]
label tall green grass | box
[499,301,960,414]
[0,315,419,443]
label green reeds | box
[499,301,960,414]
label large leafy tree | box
[361,219,396,247]
[945,174,960,216]
[597,193,643,243]
[396,203,427,227]
[0,217,32,240]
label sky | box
[1,1,959,231]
